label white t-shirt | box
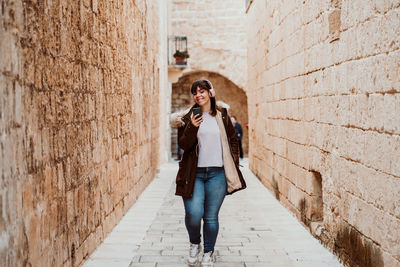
[197,112,224,167]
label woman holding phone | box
[170,79,246,266]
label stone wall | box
[0,0,166,266]
[247,0,400,266]
[171,72,248,159]
[170,0,248,91]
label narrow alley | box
[83,160,343,267]
[1,0,399,266]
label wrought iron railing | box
[168,36,189,66]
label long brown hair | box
[190,79,217,116]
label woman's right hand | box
[191,114,203,127]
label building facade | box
[0,1,168,265]
[169,0,249,158]
[246,1,400,266]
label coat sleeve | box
[225,111,240,165]
[178,119,199,151]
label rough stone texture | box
[246,0,400,266]
[171,72,248,159]
[0,0,167,266]
[170,0,248,92]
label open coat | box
[170,104,247,198]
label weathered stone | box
[170,0,247,91]
[247,0,400,266]
[0,0,167,266]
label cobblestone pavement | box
[83,160,343,267]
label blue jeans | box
[183,167,227,253]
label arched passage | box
[171,71,248,159]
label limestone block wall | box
[0,0,167,266]
[170,0,248,91]
[247,0,400,266]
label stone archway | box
[171,71,248,159]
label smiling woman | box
[170,79,246,267]
[170,72,249,161]
[190,80,217,117]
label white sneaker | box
[187,243,201,266]
[201,251,214,267]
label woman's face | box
[192,86,210,107]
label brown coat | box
[171,104,246,198]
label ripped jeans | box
[182,167,227,253]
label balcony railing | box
[168,35,189,66]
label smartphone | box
[193,107,202,118]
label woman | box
[170,79,246,266]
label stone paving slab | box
[83,160,343,267]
